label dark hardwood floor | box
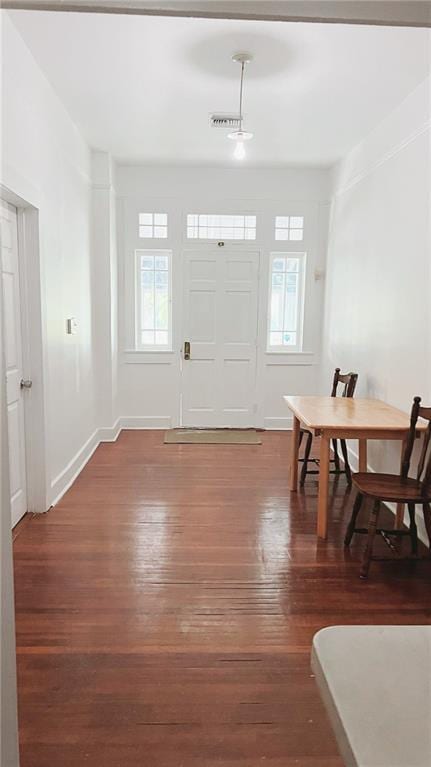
[13,431,431,767]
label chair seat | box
[352,472,428,503]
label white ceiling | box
[7,10,431,167]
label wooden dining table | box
[284,396,421,539]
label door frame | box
[179,243,261,428]
[1,185,48,515]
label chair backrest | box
[401,396,431,493]
[331,367,358,398]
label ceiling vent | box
[210,114,241,129]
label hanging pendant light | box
[228,53,253,160]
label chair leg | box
[300,431,313,486]
[344,492,363,546]
[407,503,418,556]
[422,503,431,554]
[332,439,340,472]
[340,439,352,485]
[360,499,380,579]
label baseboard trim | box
[49,428,100,507]
[48,417,173,507]
[98,419,122,442]
[264,416,293,430]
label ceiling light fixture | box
[228,53,253,161]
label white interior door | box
[1,201,28,527]
[181,248,259,427]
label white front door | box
[0,201,28,527]
[181,248,259,427]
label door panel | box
[1,202,27,527]
[182,249,259,427]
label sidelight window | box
[135,250,172,349]
[268,253,305,351]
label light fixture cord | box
[238,61,245,132]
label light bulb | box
[234,141,246,160]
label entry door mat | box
[164,428,262,445]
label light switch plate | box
[66,317,78,335]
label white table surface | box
[311,625,431,767]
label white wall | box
[320,73,431,477]
[1,13,97,506]
[116,165,330,429]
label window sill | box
[124,348,174,354]
[122,349,175,365]
[265,349,312,355]
[264,350,316,366]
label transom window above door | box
[275,216,304,241]
[139,213,168,239]
[268,253,305,351]
[135,250,172,349]
[186,214,256,240]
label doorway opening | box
[0,190,47,527]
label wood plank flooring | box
[13,431,431,766]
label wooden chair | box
[344,396,431,578]
[299,367,358,486]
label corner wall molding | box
[333,118,431,199]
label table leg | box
[358,439,368,472]
[395,436,408,529]
[289,415,301,492]
[317,433,330,539]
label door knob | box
[20,379,32,389]
[184,341,191,360]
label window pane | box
[142,285,154,329]
[284,273,298,331]
[270,331,283,346]
[276,216,289,228]
[141,330,154,345]
[155,286,168,330]
[272,258,285,272]
[139,213,168,237]
[283,332,296,346]
[186,214,256,240]
[139,213,153,225]
[286,258,299,272]
[139,225,153,238]
[141,270,153,287]
[141,254,154,269]
[275,215,304,241]
[155,255,168,270]
[155,330,168,345]
[289,229,303,241]
[270,273,285,331]
[290,217,303,228]
[154,213,167,225]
